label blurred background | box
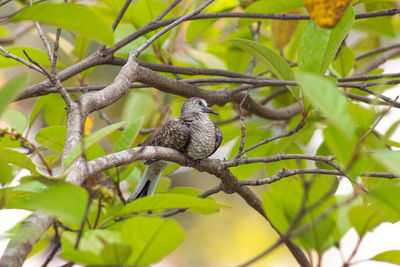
[0,0,400,266]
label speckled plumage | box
[128,97,222,202]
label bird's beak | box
[204,107,219,115]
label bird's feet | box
[183,155,203,171]
[193,158,203,171]
[184,154,192,166]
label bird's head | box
[180,97,219,118]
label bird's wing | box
[129,119,190,202]
[151,118,191,151]
[208,124,223,157]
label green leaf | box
[331,46,355,77]
[368,184,400,221]
[332,195,354,243]
[0,134,21,148]
[121,193,227,215]
[372,151,400,177]
[35,126,66,153]
[231,38,299,100]
[2,108,28,132]
[372,250,400,265]
[0,74,28,116]
[323,125,355,165]
[0,148,38,175]
[296,72,355,139]
[130,0,168,29]
[120,216,184,266]
[114,25,147,55]
[297,177,338,252]
[245,0,304,13]
[0,26,9,37]
[75,34,91,60]
[12,3,114,45]
[19,175,65,187]
[100,243,132,265]
[0,160,13,186]
[186,0,236,43]
[354,17,395,37]
[263,190,291,233]
[28,97,44,128]
[15,183,89,225]
[186,19,218,44]
[385,119,400,139]
[348,205,386,236]
[263,178,304,233]
[298,6,354,74]
[165,187,220,215]
[0,47,64,69]
[153,177,171,194]
[298,213,336,252]
[113,116,143,153]
[61,230,126,265]
[13,180,47,194]
[240,0,304,26]
[122,90,157,125]
[39,94,67,126]
[63,121,126,167]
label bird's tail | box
[127,161,168,203]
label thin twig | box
[29,0,54,65]
[34,22,54,64]
[245,21,261,75]
[0,0,12,7]
[236,109,308,158]
[52,28,62,76]
[93,194,102,229]
[30,0,73,107]
[112,0,133,30]
[132,0,215,58]
[345,91,400,108]
[0,23,35,45]
[353,47,400,76]
[154,0,182,21]
[102,184,222,227]
[161,184,223,218]
[239,168,340,186]
[16,72,400,109]
[361,172,398,178]
[239,180,311,267]
[237,239,285,267]
[291,194,359,238]
[244,192,358,267]
[40,221,60,267]
[236,87,251,156]
[114,168,126,205]
[355,43,400,61]
[0,129,53,176]
[77,99,89,176]
[339,72,400,82]
[74,192,93,249]
[23,49,51,78]
[343,235,365,267]
[346,96,399,171]
[0,45,47,75]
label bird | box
[127,97,223,202]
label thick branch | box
[135,66,301,120]
[353,47,400,76]
[0,213,53,267]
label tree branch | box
[353,47,400,76]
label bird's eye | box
[198,100,203,106]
